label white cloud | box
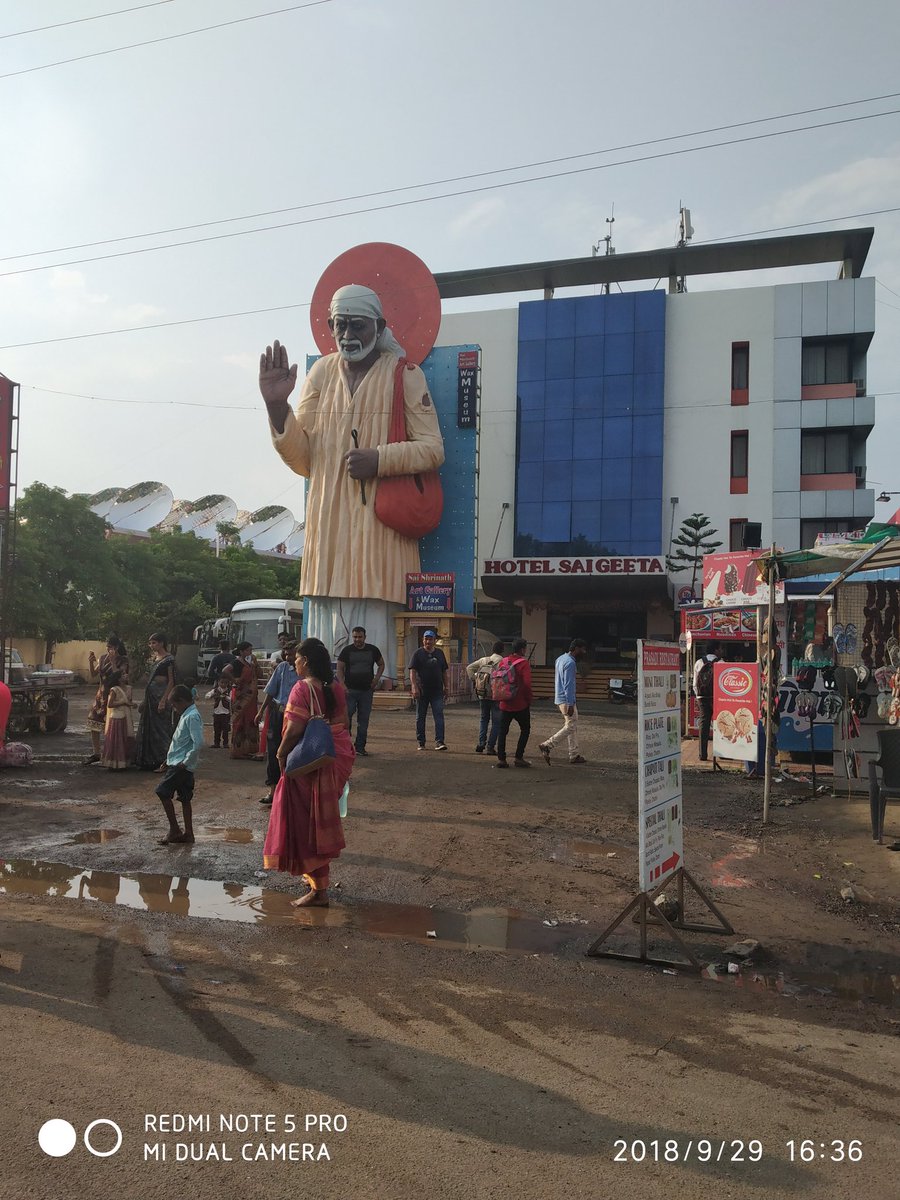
[222,352,259,370]
[448,197,507,237]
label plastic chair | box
[868,728,900,843]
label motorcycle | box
[608,675,638,705]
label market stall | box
[755,524,900,818]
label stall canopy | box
[757,524,900,590]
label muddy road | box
[1,690,898,1199]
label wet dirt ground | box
[2,688,898,1199]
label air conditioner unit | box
[854,378,866,396]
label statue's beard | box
[338,331,378,362]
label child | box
[205,676,231,748]
[155,684,203,845]
[101,673,134,770]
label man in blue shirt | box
[156,685,204,843]
[539,638,588,765]
[256,642,299,805]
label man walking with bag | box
[539,638,588,765]
[466,640,504,755]
[494,638,533,769]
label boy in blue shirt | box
[156,684,204,844]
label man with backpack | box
[466,640,504,755]
[493,638,533,769]
[693,644,720,762]
[539,638,588,765]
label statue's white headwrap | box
[329,284,405,357]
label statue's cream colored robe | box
[271,351,444,605]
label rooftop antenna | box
[591,203,615,293]
[673,201,694,293]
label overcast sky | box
[3,0,900,528]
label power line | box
[0,0,334,80]
[2,193,900,352]
[0,1,175,40]
[20,381,900,415]
[2,106,899,284]
[698,207,900,243]
[23,384,256,410]
[0,301,311,350]
[5,88,899,264]
[876,279,900,301]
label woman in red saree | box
[263,638,354,907]
[228,641,261,760]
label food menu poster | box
[702,551,785,608]
[637,641,684,893]
[712,661,759,763]
[681,607,758,641]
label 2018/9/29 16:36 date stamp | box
[611,1139,863,1164]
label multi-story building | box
[432,227,877,665]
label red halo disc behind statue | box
[310,243,442,366]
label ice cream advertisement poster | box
[701,551,785,608]
[712,661,759,763]
[637,641,684,892]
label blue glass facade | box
[515,291,666,556]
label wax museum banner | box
[406,572,455,613]
[457,351,478,429]
[712,661,759,763]
[637,641,683,892]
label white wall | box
[662,285,776,560]
[436,308,519,566]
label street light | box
[876,491,900,503]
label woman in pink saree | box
[263,638,354,907]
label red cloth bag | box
[373,359,443,540]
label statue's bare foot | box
[291,890,328,908]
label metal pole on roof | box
[762,545,777,826]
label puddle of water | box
[3,779,63,790]
[0,859,576,953]
[702,963,899,1007]
[199,827,255,844]
[68,829,125,845]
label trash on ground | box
[725,938,761,961]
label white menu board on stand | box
[637,641,684,892]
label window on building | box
[731,342,749,403]
[729,519,748,551]
[730,431,748,477]
[799,518,857,549]
[801,341,851,386]
[800,430,851,475]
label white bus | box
[230,599,303,661]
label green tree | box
[666,513,722,596]
[7,483,129,660]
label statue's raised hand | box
[259,340,298,407]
